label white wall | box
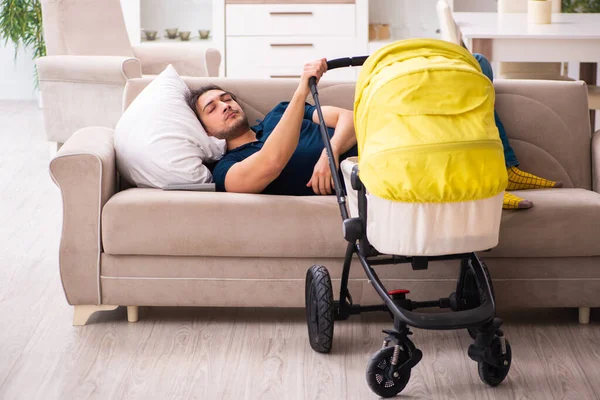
[454,0,497,12]
[0,43,37,100]
[140,0,213,40]
[0,0,139,100]
[0,0,37,100]
[369,0,440,39]
[369,0,497,40]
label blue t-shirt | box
[212,102,358,196]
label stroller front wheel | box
[478,336,512,387]
[366,346,411,398]
[305,265,334,353]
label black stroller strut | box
[308,56,368,221]
[308,76,348,220]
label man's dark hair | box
[186,84,238,125]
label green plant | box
[562,0,600,12]
[0,0,46,86]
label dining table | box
[454,11,600,127]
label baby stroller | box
[305,39,511,398]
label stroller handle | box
[308,56,368,89]
[326,56,369,70]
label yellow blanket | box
[354,38,508,203]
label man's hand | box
[297,58,327,97]
[307,150,339,195]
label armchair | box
[37,0,221,149]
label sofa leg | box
[579,307,591,324]
[49,142,63,159]
[73,305,119,326]
[127,306,139,323]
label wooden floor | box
[1,101,600,400]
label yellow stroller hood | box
[354,39,508,203]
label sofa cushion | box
[490,189,600,258]
[102,188,600,258]
[494,80,592,191]
[102,188,348,257]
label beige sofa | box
[49,76,600,326]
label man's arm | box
[307,106,356,195]
[224,59,327,194]
[312,106,356,157]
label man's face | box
[196,90,249,141]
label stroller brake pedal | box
[388,289,410,296]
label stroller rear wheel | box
[366,345,411,398]
[305,265,334,353]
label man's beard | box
[213,114,249,141]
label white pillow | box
[114,64,226,189]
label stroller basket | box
[305,39,512,397]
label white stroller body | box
[341,157,504,257]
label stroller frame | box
[305,57,511,397]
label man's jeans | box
[473,53,519,168]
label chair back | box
[436,0,461,45]
[41,0,134,56]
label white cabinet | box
[226,4,356,36]
[225,2,368,81]
[226,36,358,80]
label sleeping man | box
[187,56,560,209]
[186,58,358,196]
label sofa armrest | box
[132,45,221,77]
[36,55,142,84]
[49,127,117,305]
[593,129,600,193]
